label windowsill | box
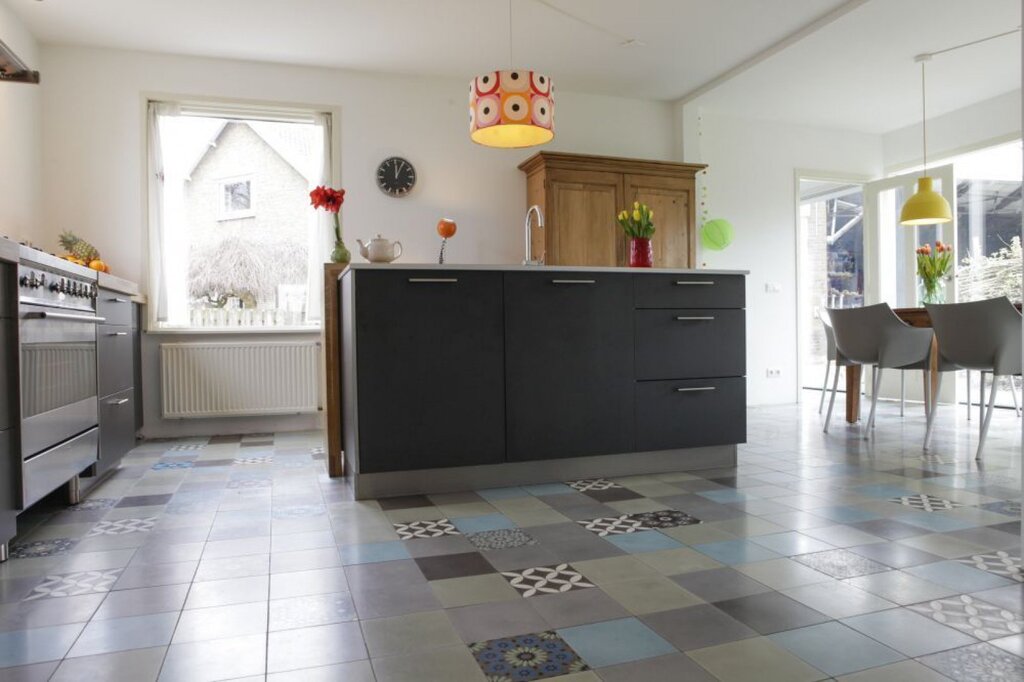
[147,325,321,335]
[217,211,255,221]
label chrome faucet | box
[524,204,544,265]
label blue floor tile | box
[892,512,977,532]
[841,608,975,657]
[452,514,515,533]
[905,560,1015,592]
[769,621,905,676]
[850,484,918,499]
[813,506,881,524]
[749,532,834,556]
[0,623,85,668]
[605,530,683,554]
[557,617,676,667]
[339,541,410,565]
[692,540,783,565]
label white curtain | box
[304,112,334,322]
[146,101,180,327]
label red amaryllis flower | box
[310,186,345,213]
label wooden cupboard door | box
[624,174,694,268]
[547,169,625,266]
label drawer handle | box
[107,398,130,406]
[676,386,716,393]
[408,278,458,283]
[551,279,596,285]
[675,316,715,321]
[106,331,129,336]
[108,297,129,303]
[674,281,715,286]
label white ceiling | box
[6,0,1021,134]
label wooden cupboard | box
[518,152,706,268]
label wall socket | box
[766,368,782,378]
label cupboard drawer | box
[0,319,13,431]
[98,325,134,397]
[635,309,745,380]
[97,290,133,326]
[636,377,746,452]
[634,273,744,309]
[99,389,135,474]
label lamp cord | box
[507,0,513,70]
[920,60,927,176]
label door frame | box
[793,169,870,398]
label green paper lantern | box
[701,219,734,251]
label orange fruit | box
[437,219,457,239]
[88,259,107,272]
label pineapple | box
[59,231,100,263]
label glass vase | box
[918,278,945,305]
[629,237,653,268]
[331,240,351,265]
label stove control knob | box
[89,286,98,299]
[28,272,40,289]
[72,282,81,297]
[18,275,29,287]
[59,279,68,294]
[49,281,60,292]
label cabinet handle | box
[551,279,596,285]
[108,297,129,303]
[106,331,129,336]
[674,316,715,321]
[107,398,130,406]
[674,281,715,286]
[408,278,458,283]
[676,386,716,393]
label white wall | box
[883,90,1022,172]
[39,45,677,284]
[682,105,884,405]
[0,4,40,245]
[38,45,677,437]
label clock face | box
[376,156,416,197]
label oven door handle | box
[22,311,107,324]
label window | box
[148,101,332,330]
[220,177,253,219]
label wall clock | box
[376,156,416,197]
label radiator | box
[161,341,321,418]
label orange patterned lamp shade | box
[469,70,554,148]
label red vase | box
[629,237,653,267]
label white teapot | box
[356,234,403,263]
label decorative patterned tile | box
[918,642,1024,681]
[234,456,274,465]
[578,515,649,536]
[792,549,890,579]
[468,630,589,681]
[168,443,203,451]
[24,569,122,600]
[152,461,195,470]
[86,517,158,536]
[980,500,1022,517]
[226,478,273,489]
[10,538,78,559]
[957,551,1023,583]
[889,494,963,512]
[466,529,537,551]
[501,564,596,598]
[907,594,1024,641]
[629,509,701,530]
[567,479,623,492]
[394,519,461,540]
[272,504,326,519]
[67,498,119,512]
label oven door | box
[19,305,103,458]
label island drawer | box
[634,273,744,309]
[97,290,133,326]
[634,309,745,380]
[98,325,134,397]
[635,377,746,452]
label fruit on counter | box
[88,259,110,273]
[58,231,100,264]
[61,255,86,266]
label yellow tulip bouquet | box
[617,202,655,238]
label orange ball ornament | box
[437,219,457,239]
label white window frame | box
[218,175,254,221]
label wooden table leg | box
[846,365,861,423]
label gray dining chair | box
[826,303,935,438]
[819,310,857,429]
[923,298,1022,459]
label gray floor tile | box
[670,567,772,602]
[641,603,757,651]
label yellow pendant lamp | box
[469,1,553,148]
[900,55,951,225]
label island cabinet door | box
[504,272,635,461]
[354,270,506,473]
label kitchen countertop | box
[1,235,145,302]
[341,263,749,276]
[0,236,18,264]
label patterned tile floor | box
[0,399,1020,681]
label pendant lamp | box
[469,2,553,148]
[900,55,951,225]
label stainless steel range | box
[17,253,102,508]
